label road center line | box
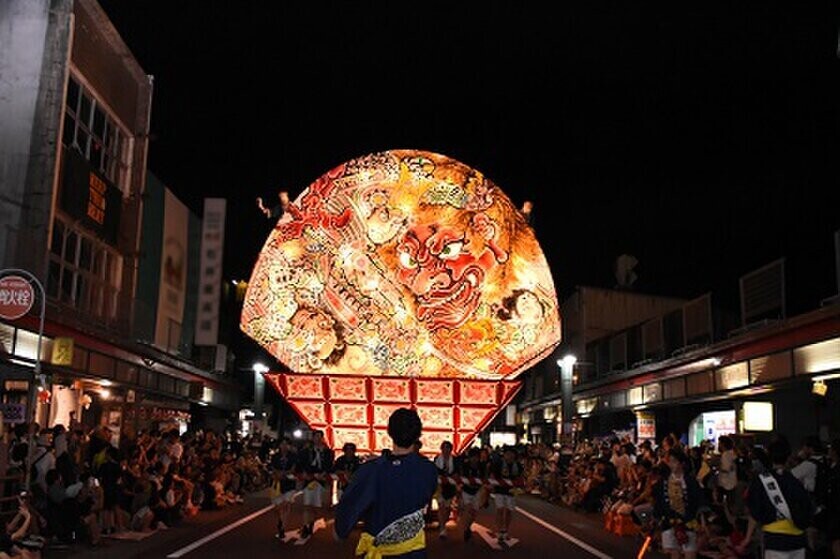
[515,506,613,559]
[166,504,274,558]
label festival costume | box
[653,472,701,553]
[745,468,812,555]
[492,459,522,510]
[459,461,487,508]
[298,444,334,507]
[336,452,438,558]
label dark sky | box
[100,2,840,321]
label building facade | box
[538,254,840,450]
[0,0,239,443]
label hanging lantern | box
[37,389,51,404]
[80,394,92,410]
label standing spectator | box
[717,435,738,517]
[824,439,840,559]
[653,447,702,559]
[98,446,122,534]
[611,442,634,486]
[736,437,813,559]
[167,433,184,466]
[791,436,829,555]
[30,433,54,496]
[68,411,81,434]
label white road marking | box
[515,506,613,559]
[166,504,274,558]
[472,522,503,550]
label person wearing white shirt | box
[791,436,824,494]
[32,433,56,494]
[168,434,183,463]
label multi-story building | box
[522,247,840,449]
[0,0,239,442]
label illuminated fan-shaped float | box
[241,150,561,455]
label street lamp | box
[251,363,269,432]
[557,354,577,369]
[557,353,578,442]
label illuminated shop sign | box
[60,147,121,244]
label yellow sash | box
[763,518,804,536]
[355,529,425,559]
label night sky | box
[99,2,840,333]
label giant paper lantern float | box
[241,150,561,455]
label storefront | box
[1,317,238,441]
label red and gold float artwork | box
[241,150,561,454]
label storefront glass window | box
[0,323,14,354]
[14,329,47,361]
[686,371,714,395]
[663,377,686,400]
[643,383,662,403]
[750,352,792,384]
[794,338,840,376]
[715,362,748,390]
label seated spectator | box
[129,479,155,532]
[70,472,101,546]
[2,500,42,559]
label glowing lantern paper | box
[241,150,561,454]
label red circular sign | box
[0,275,35,320]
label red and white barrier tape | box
[280,472,523,487]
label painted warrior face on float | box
[241,150,561,379]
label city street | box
[54,490,659,559]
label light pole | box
[557,354,577,443]
[252,363,268,434]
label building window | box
[62,75,132,195]
[47,216,122,321]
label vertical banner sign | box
[155,189,189,350]
[636,410,656,443]
[195,198,226,346]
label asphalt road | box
[56,490,662,559]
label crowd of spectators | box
[1,420,274,557]
[3,417,839,559]
[509,433,840,559]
